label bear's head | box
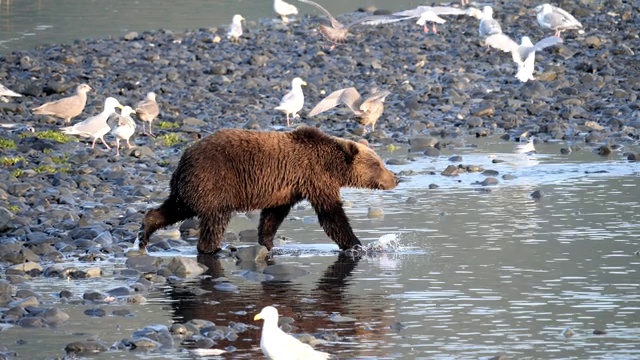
[343,140,398,190]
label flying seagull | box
[298,0,380,49]
[535,4,583,37]
[362,6,468,34]
[275,77,306,127]
[486,34,563,82]
[308,87,391,132]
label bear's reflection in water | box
[168,253,395,356]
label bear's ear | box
[342,141,361,159]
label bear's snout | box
[378,170,399,190]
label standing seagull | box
[486,34,563,82]
[274,0,298,24]
[227,14,245,43]
[111,106,136,156]
[135,92,160,136]
[308,87,391,132]
[535,4,583,37]
[362,6,467,34]
[298,0,379,49]
[32,84,92,123]
[0,83,21,99]
[61,97,124,150]
[275,77,306,127]
[254,306,330,360]
[479,6,502,38]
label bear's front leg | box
[313,201,361,250]
[197,211,232,254]
[258,204,294,250]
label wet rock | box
[263,264,309,281]
[531,190,545,199]
[42,307,70,326]
[18,317,48,328]
[84,308,107,317]
[213,282,238,292]
[441,165,460,176]
[598,145,612,156]
[476,177,498,186]
[234,245,269,265]
[626,152,639,161]
[64,341,109,355]
[448,155,462,162]
[482,170,499,177]
[409,136,438,152]
[367,207,384,219]
[125,255,166,272]
[423,147,440,157]
[593,329,607,335]
[0,280,13,305]
[560,147,572,155]
[428,184,439,189]
[166,256,207,278]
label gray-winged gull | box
[274,0,298,23]
[111,106,136,156]
[479,6,502,38]
[486,34,563,82]
[61,97,123,150]
[32,84,92,123]
[135,92,160,136]
[274,77,306,127]
[254,306,330,360]
[308,87,391,132]
[535,4,583,37]
[227,14,245,43]
[362,6,467,34]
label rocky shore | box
[0,0,639,358]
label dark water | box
[1,138,638,359]
[0,0,426,53]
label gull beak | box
[253,314,262,321]
[117,103,125,110]
[301,81,308,86]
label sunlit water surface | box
[1,137,638,359]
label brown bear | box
[140,126,398,254]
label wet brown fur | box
[140,127,397,254]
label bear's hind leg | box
[258,204,294,250]
[141,195,194,251]
[197,211,232,254]
[313,201,362,250]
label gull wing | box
[308,87,362,117]
[360,90,391,112]
[546,5,583,29]
[486,34,521,64]
[298,0,342,28]
[533,36,563,51]
[360,15,415,26]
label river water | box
[1,137,638,359]
[0,0,428,53]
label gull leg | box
[423,24,429,33]
[115,140,121,156]
[101,137,111,150]
[91,138,97,149]
[433,24,438,34]
[286,113,290,127]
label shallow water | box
[1,137,638,359]
[0,0,429,53]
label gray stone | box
[64,341,109,355]
[166,256,207,278]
